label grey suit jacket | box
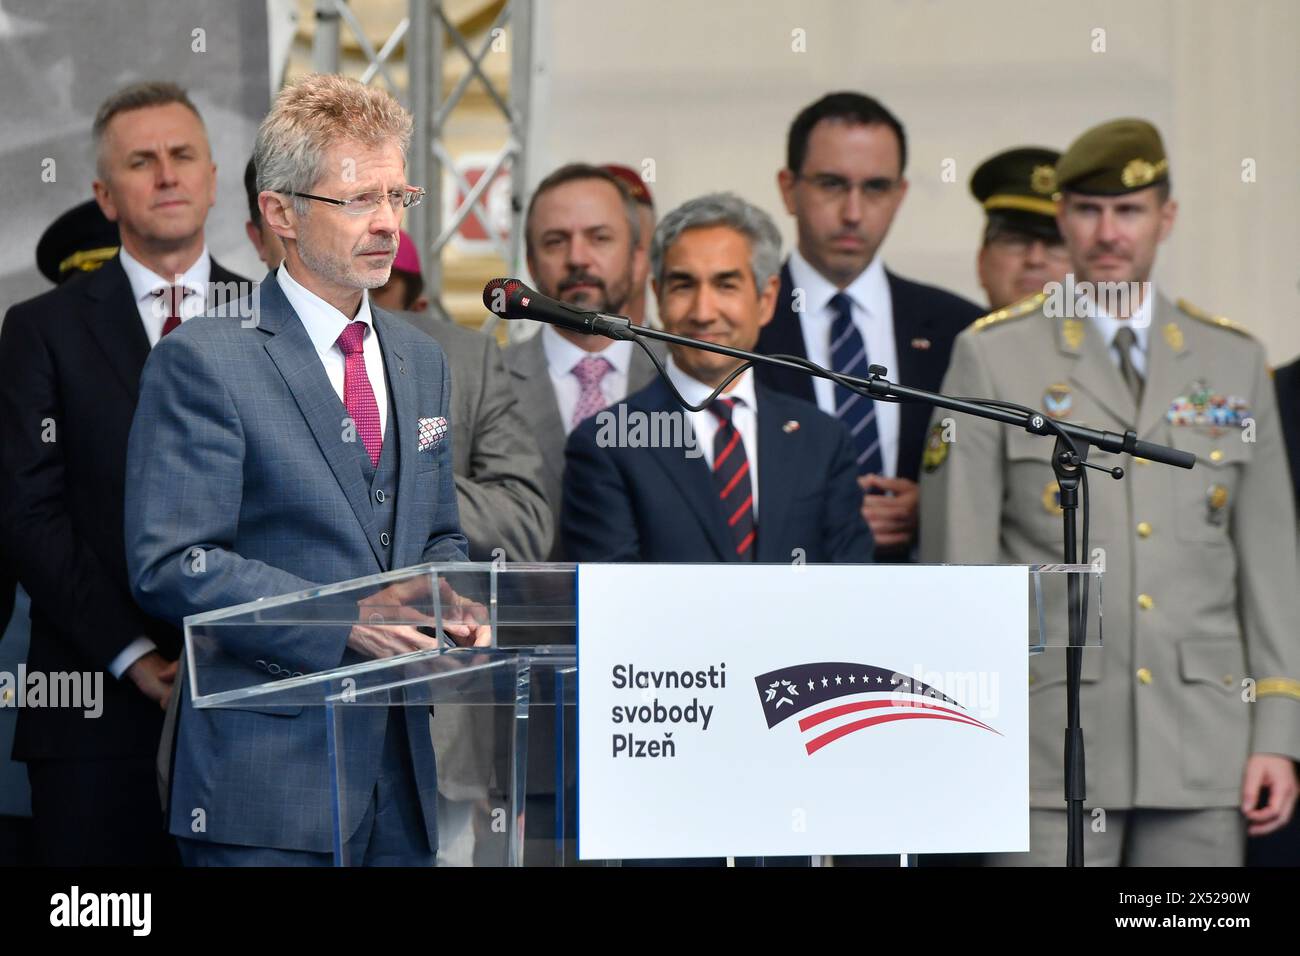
[396,311,551,562]
[125,274,467,853]
[503,329,662,558]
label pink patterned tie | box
[336,321,382,466]
[570,354,613,428]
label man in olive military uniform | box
[921,119,1300,866]
[969,147,1072,310]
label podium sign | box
[577,564,1030,860]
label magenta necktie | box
[570,354,613,428]
[336,321,382,466]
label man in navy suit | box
[563,192,873,567]
[0,82,247,866]
[124,75,486,866]
[757,92,983,559]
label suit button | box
[1136,521,1152,538]
[1136,667,1153,685]
[1137,593,1154,610]
[380,532,391,547]
[375,489,385,503]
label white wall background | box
[528,0,1300,364]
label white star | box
[807,679,815,691]
[876,676,883,684]
[849,674,856,684]
[821,677,828,688]
[835,675,842,685]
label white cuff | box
[108,637,158,680]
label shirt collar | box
[118,243,211,304]
[1089,286,1154,353]
[541,323,633,376]
[277,260,375,356]
[665,354,757,411]
[787,246,889,319]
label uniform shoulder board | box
[972,292,1046,332]
[1176,298,1252,338]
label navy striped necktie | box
[829,292,883,475]
[709,397,756,561]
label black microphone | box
[482,278,634,340]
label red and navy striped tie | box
[710,397,756,560]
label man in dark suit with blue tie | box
[563,192,873,567]
[124,75,487,866]
[757,93,983,559]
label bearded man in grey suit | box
[504,164,663,558]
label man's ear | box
[92,178,118,223]
[260,191,297,241]
[777,168,798,216]
[411,294,430,314]
[755,272,781,329]
[1157,197,1178,243]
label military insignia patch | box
[1043,383,1073,419]
[1206,483,1229,525]
[922,423,949,473]
[1042,481,1064,516]
[1121,157,1168,189]
[1062,319,1084,351]
[1162,322,1184,353]
[1030,164,1057,195]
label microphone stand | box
[551,312,1194,867]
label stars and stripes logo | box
[755,662,1001,756]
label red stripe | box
[736,530,755,555]
[805,711,995,755]
[728,495,754,526]
[714,430,741,469]
[719,460,750,498]
[798,697,997,734]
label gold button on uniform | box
[1137,667,1153,685]
[1209,449,1224,462]
[1222,674,1234,687]
[1137,521,1152,538]
[1138,593,1154,610]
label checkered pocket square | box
[417,416,448,452]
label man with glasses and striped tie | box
[757,92,983,561]
[562,192,873,569]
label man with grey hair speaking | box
[562,192,873,567]
[124,74,486,865]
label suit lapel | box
[1136,296,1190,439]
[1064,314,1137,429]
[638,381,734,560]
[377,314,421,566]
[755,262,816,403]
[754,389,800,560]
[78,256,151,399]
[887,271,932,480]
[259,279,385,567]
[512,335,568,488]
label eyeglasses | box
[988,233,1072,261]
[289,185,426,216]
[796,172,901,202]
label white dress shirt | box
[1089,286,1153,377]
[118,244,211,347]
[277,263,389,440]
[665,356,760,518]
[786,247,900,477]
[110,246,214,679]
[542,324,635,434]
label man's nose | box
[841,185,865,224]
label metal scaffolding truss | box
[310,0,534,331]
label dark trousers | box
[26,756,178,866]
[178,712,436,867]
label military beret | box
[1055,118,1169,196]
[601,163,654,208]
[970,146,1062,239]
[35,199,119,284]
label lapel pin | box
[782,420,800,433]
[910,337,931,350]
